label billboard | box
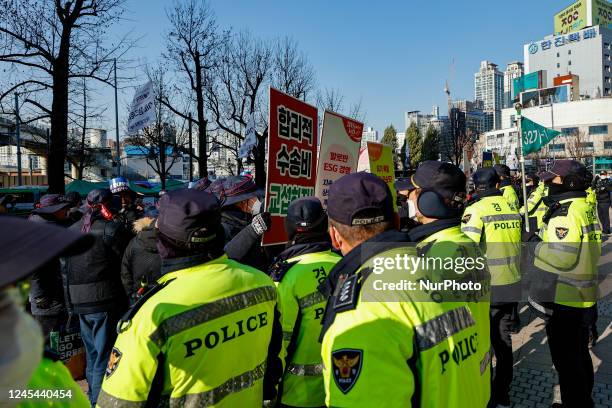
[592,0,612,29]
[315,110,363,208]
[520,85,572,107]
[513,71,546,99]
[554,0,587,35]
[263,88,318,246]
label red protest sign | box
[263,87,318,246]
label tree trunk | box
[194,53,208,178]
[159,142,167,191]
[48,55,71,193]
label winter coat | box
[120,217,162,300]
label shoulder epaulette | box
[269,260,299,282]
[116,278,175,333]
[333,267,374,312]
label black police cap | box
[157,189,221,245]
[327,172,394,226]
[540,159,588,182]
[494,164,511,179]
[403,161,466,198]
[472,167,500,190]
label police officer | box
[520,176,549,234]
[494,164,519,212]
[461,167,522,408]
[529,160,600,408]
[320,168,491,407]
[98,189,281,407]
[268,197,341,407]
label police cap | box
[157,189,221,245]
[540,159,588,182]
[493,164,511,179]
[402,160,466,198]
[472,167,500,191]
[327,172,394,226]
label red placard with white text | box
[263,88,318,246]
[315,110,364,208]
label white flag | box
[127,81,156,134]
[238,113,257,158]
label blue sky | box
[103,0,562,134]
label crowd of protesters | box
[1,161,609,407]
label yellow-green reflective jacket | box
[500,184,519,212]
[521,182,549,229]
[462,193,522,288]
[272,248,340,407]
[535,195,601,308]
[321,227,491,408]
[97,254,277,408]
[19,356,89,407]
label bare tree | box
[316,87,345,113]
[66,78,108,179]
[565,129,590,162]
[441,108,474,166]
[163,0,227,178]
[0,0,133,192]
[130,66,188,190]
[272,36,315,101]
[206,31,273,187]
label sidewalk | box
[507,231,612,407]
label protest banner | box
[127,81,155,134]
[315,110,364,208]
[367,141,397,210]
[357,147,370,172]
[263,87,318,246]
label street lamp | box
[98,58,121,176]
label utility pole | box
[516,102,529,233]
[15,93,22,186]
[113,58,121,176]
[188,113,193,182]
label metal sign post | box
[516,102,529,233]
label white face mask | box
[407,199,419,221]
[250,198,262,215]
[0,288,43,395]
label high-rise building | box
[503,61,524,108]
[361,127,378,148]
[475,60,504,130]
[404,106,441,136]
[453,100,489,135]
[525,25,612,98]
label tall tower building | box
[503,61,524,108]
[475,60,504,130]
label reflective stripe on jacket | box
[98,255,277,407]
[275,250,340,407]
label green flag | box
[521,116,561,155]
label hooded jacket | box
[120,217,162,300]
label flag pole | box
[515,102,529,233]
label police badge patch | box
[332,349,363,394]
[462,213,471,224]
[555,227,569,240]
[105,347,122,378]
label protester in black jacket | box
[27,194,73,337]
[209,176,273,271]
[593,172,611,234]
[62,188,131,406]
[120,210,161,302]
